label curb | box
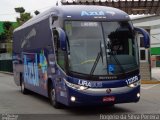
[141,80,160,84]
[0,71,13,75]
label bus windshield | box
[65,21,139,76]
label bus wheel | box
[21,79,29,94]
[49,85,61,109]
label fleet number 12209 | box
[125,76,139,85]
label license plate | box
[103,96,115,102]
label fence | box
[0,60,13,72]
[0,53,13,72]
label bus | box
[13,5,150,108]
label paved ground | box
[0,73,160,120]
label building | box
[62,0,160,15]
[132,15,160,69]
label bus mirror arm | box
[51,14,58,21]
[134,27,150,48]
[57,28,67,51]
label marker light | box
[137,93,140,98]
[71,96,76,102]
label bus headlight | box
[70,96,76,102]
[64,79,88,90]
[128,81,140,88]
[79,86,87,90]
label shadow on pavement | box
[25,90,131,114]
[67,105,131,115]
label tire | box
[49,84,61,109]
[20,77,29,94]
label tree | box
[0,32,7,42]
[0,21,14,54]
[3,22,12,31]
[34,10,40,15]
[3,22,14,41]
[0,22,13,42]
[16,12,32,24]
[14,7,25,13]
[15,7,32,25]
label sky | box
[0,0,60,21]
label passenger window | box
[53,29,65,70]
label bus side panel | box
[13,17,54,97]
[23,17,53,97]
[13,30,25,86]
[23,51,48,97]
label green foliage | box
[15,7,32,25]
[0,21,14,54]
[0,22,13,42]
[14,7,25,13]
[0,7,32,54]
[0,7,33,47]
[3,22,12,31]
[0,32,7,41]
[16,12,32,25]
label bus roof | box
[14,5,130,32]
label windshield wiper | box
[100,41,103,64]
[90,41,103,75]
[90,52,100,75]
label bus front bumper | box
[66,86,140,106]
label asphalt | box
[0,73,160,120]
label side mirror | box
[57,28,67,51]
[134,27,150,48]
